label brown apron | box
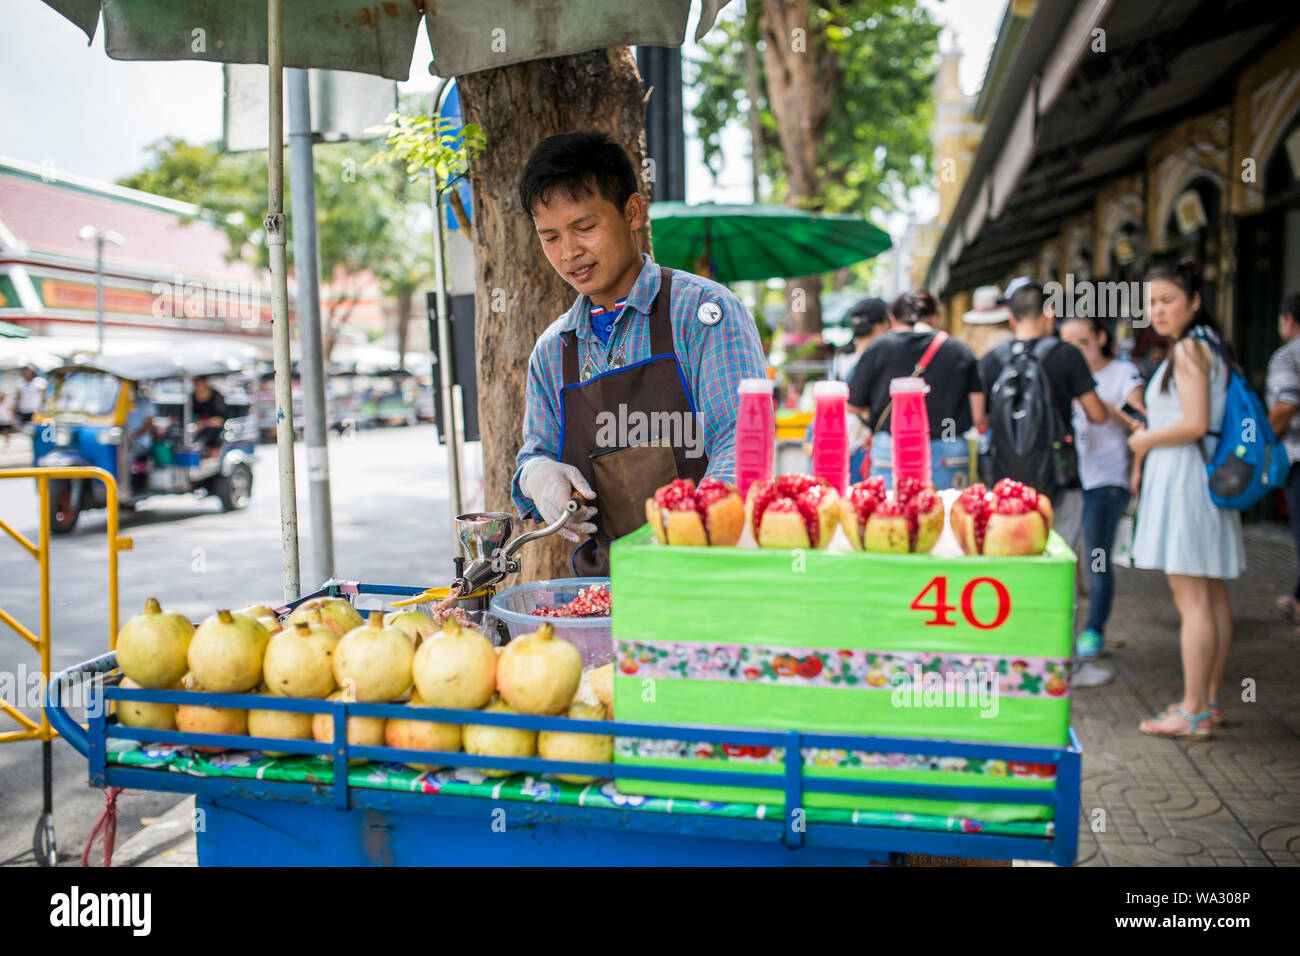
[559,267,709,575]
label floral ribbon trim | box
[614,640,1071,698]
[106,746,1053,837]
[615,737,1057,781]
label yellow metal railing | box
[0,467,133,746]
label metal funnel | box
[455,511,513,563]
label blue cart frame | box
[45,583,1082,866]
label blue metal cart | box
[45,583,1082,867]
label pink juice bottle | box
[889,376,932,488]
[733,378,775,500]
[811,380,850,495]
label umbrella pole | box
[266,0,301,601]
[288,68,337,587]
[430,78,464,561]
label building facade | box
[924,1,1300,396]
[0,157,279,357]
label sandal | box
[1277,595,1300,624]
[1140,707,1213,740]
[1158,701,1227,727]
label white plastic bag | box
[1111,495,1139,567]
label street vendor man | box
[512,130,768,575]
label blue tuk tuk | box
[31,354,257,533]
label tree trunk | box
[759,0,836,335]
[743,5,764,204]
[394,286,414,367]
[459,48,651,582]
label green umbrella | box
[649,202,892,284]
[0,320,31,339]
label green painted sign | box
[609,524,1076,819]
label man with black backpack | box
[979,282,1107,572]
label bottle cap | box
[738,378,775,395]
[889,376,931,396]
[812,380,849,398]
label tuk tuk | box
[254,368,361,441]
[359,369,417,428]
[31,354,257,533]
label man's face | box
[532,184,643,299]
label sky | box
[0,0,1000,225]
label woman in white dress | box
[1128,257,1244,740]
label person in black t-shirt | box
[978,305,1104,436]
[192,376,228,456]
[847,293,986,489]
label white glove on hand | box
[520,457,598,543]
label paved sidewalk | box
[112,525,1300,868]
[111,795,197,867]
[1072,524,1300,866]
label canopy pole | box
[430,77,464,560]
[266,0,301,601]
[288,68,336,587]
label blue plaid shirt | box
[512,254,768,520]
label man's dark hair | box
[888,293,908,324]
[1283,292,1300,326]
[518,130,638,217]
[1008,282,1047,322]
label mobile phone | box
[1121,402,1146,427]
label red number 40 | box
[909,575,1011,630]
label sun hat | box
[962,285,1012,325]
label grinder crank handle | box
[502,494,583,561]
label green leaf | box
[689,0,940,304]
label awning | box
[41,0,736,80]
[928,0,1300,297]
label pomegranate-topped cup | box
[950,479,1054,556]
[745,474,841,549]
[646,477,744,546]
[840,476,944,553]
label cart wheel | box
[48,479,79,534]
[33,812,57,867]
[215,463,253,511]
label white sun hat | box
[961,285,1012,325]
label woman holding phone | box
[1128,257,1243,740]
[1058,314,1146,687]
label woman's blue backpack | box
[1191,329,1290,509]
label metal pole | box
[430,78,464,559]
[37,475,54,866]
[266,0,301,601]
[94,236,105,353]
[288,68,336,587]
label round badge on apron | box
[697,301,723,326]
